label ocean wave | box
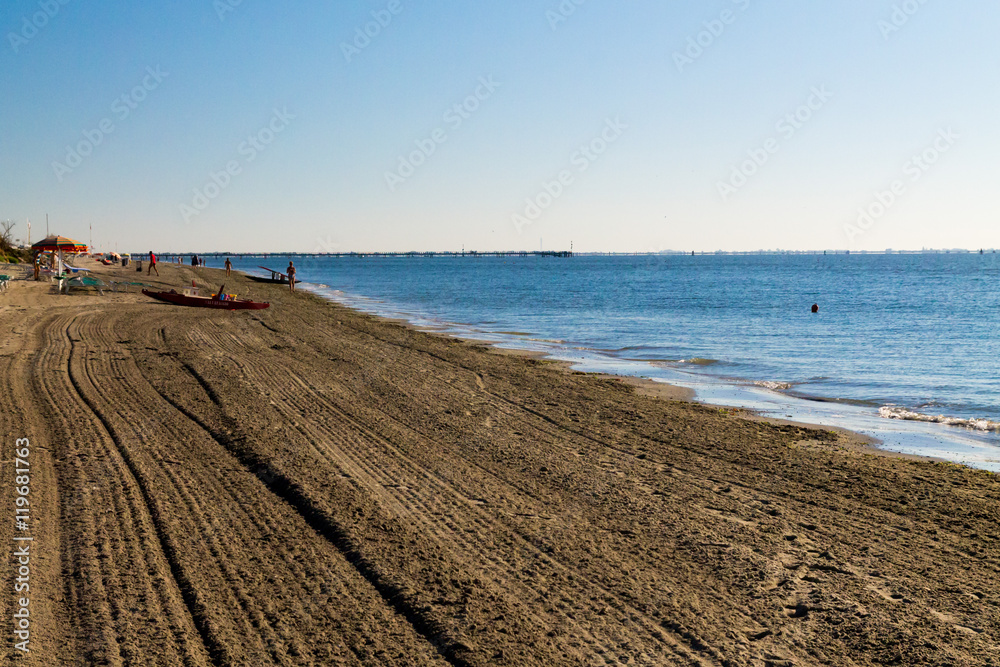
[754,380,794,391]
[879,405,1000,432]
[682,357,719,366]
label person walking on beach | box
[286,261,296,292]
[225,257,232,276]
[191,254,199,267]
[147,251,159,276]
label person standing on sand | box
[286,261,296,292]
[148,251,159,276]
[225,257,232,276]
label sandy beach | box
[1,261,997,666]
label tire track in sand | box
[142,363,477,667]
[85,314,452,665]
[62,314,228,666]
[179,320,723,666]
[252,315,844,667]
[23,310,216,666]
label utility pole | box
[45,213,49,237]
[26,220,30,246]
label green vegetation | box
[0,220,31,264]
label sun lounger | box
[0,275,9,292]
[58,258,90,274]
[66,275,107,296]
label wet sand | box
[0,261,997,666]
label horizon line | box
[114,248,1000,257]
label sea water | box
[226,253,1000,471]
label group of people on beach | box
[146,251,296,291]
[146,252,209,274]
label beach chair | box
[55,256,90,274]
[0,263,16,290]
[66,275,107,296]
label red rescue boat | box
[142,286,270,310]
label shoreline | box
[0,260,983,470]
[298,277,978,470]
[1,259,997,665]
[281,253,1000,472]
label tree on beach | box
[0,220,30,263]
[0,220,14,247]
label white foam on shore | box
[754,380,794,391]
[879,405,1000,432]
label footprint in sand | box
[868,585,906,603]
[929,609,983,635]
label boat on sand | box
[248,265,299,284]
[142,285,270,310]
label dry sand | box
[0,261,998,666]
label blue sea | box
[225,253,1000,471]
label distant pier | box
[312,250,573,258]
[152,250,574,259]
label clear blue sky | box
[2,0,998,253]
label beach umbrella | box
[31,235,88,278]
[31,235,88,253]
